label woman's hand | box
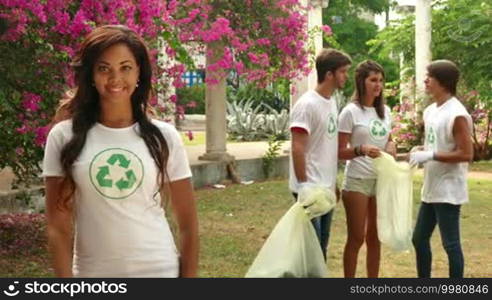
[385,142,397,158]
[361,144,381,158]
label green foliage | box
[367,14,415,68]
[226,99,267,141]
[323,0,399,99]
[349,0,391,14]
[176,84,206,114]
[0,36,65,185]
[432,0,492,101]
[226,99,290,142]
[227,80,290,112]
[262,103,290,140]
[384,79,401,108]
[369,0,492,101]
[262,135,285,178]
[368,0,492,160]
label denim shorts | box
[342,177,377,197]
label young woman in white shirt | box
[43,25,199,277]
[338,60,396,277]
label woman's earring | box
[136,81,139,88]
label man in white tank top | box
[409,60,473,278]
[289,49,351,261]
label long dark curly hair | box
[55,25,169,208]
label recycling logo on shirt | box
[89,148,144,199]
[427,127,436,146]
[326,113,337,139]
[369,119,388,140]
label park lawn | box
[2,175,491,278]
[470,160,492,173]
[180,131,259,146]
[181,131,206,146]
[196,176,492,278]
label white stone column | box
[199,43,234,162]
[415,0,432,103]
[290,0,327,106]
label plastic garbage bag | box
[245,186,334,278]
[298,183,337,219]
[373,152,415,252]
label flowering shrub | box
[0,213,46,257]
[391,89,492,160]
[462,90,492,160]
[0,0,324,185]
[391,99,424,152]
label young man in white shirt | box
[289,48,351,261]
[409,60,473,278]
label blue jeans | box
[293,193,334,261]
[412,202,464,278]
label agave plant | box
[262,103,290,140]
[226,99,267,141]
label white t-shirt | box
[42,119,192,277]
[421,97,472,205]
[338,102,392,179]
[289,90,338,194]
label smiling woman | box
[93,44,140,117]
[338,60,395,278]
[42,25,199,278]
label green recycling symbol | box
[427,127,436,145]
[326,113,337,138]
[89,148,144,199]
[369,119,388,140]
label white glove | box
[409,151,434,167]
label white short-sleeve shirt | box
[421,97,472,205]
[338,102,392,179]
[42,119,192,277]
[289,90,338,193]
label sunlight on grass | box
[180,131,256,146]
[181,131,206,146]
[470,160,492,173]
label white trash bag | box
[373,152,415,252]
[245,185,336,278]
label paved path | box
[1,139,491,191]
[186,141,291,165]
[0,141,291,191]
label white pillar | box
[290,0,327,106]
[199,43,234,162]
[415,0,432,102]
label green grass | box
[180,131,267,146]
[197,176,492,277]
[470,160,492,172]
[2,175,491,278]
[181,131,206,146]
[327,175,492,278]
